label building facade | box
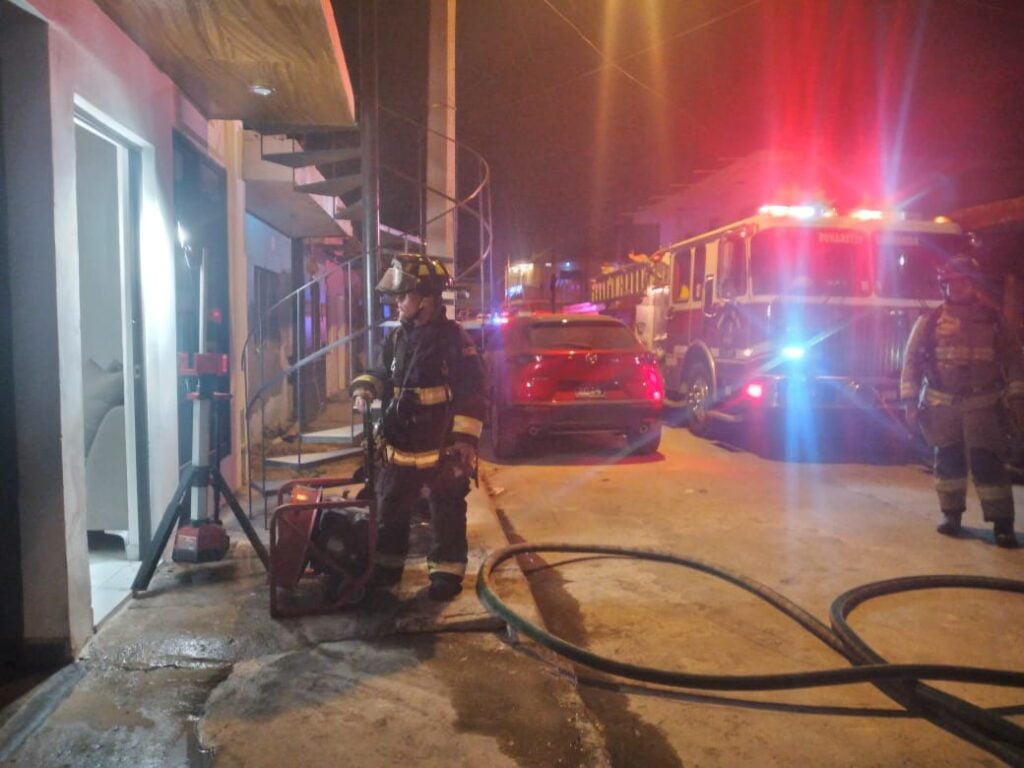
[0,0,357,666]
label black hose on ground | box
[476,543,1024,764]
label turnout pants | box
[373,461,471,583]
[919,403,1014,524]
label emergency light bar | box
[758,203,914,222]
[759,204,819,219]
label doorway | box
[173,132,229,472]
[74,116,148,624]
[0,22,25,687]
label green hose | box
[477,543,1024,763]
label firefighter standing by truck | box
[351,254,487,600]
[901,254,1024,549]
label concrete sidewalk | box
[0,474,608,767]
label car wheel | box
[490,402,520,459]
[628,422,662,455]
[684,361,713,436]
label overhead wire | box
[500,0,762,123]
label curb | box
[0,663,85,762]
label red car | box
[485,314,664,457]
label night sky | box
[337,0,1024,265]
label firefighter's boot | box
[936,511,963,537]
[994,521,1019,549]
[428,572,462,602]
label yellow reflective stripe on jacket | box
[452,414,483,438]
[385,445,442,468]
[935,476,968,493]
[922,388,1002,409]
[376,553,407,569]
[923,389,955,406]
[427,560,466,577]
[976,483,1013,502]
[935,346,996,363]
[394,384,452,405]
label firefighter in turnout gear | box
[901,254,1024,549]
[350,254,487,600]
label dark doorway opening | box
[0,8,25,697]
[172,132,230,469]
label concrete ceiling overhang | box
[951,196,1024,234]
[91,0,356,132]
[245,179,347,239]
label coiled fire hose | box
[476,543,1024,764]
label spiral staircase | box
[240,110,494,521]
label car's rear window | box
[526,320,638,350]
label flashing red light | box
[745,382,765,399]
[511,354,664,404]
[626,360,665,403]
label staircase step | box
[295,175,361,197]
[250,478,289,498]
[262,147,361,168]
[264,448,363,469]
[380,224,422,247]
[300,424,364,444]
[334,201,364,221]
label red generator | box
[269,476,377,618]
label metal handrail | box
[379,105,494,291]
[243,107,494,522]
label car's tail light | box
[624,356,664,402]
[510,351,663,403]
[511,355,557,402]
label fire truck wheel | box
[684,361,713,436]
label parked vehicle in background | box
[505,258,588,313]
[592,203,965,456]
[485,313,664,458]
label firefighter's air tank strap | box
[394,384,452,405]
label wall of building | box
[244,213,294,437]
[1,2,73,662]
[3,0,200,654]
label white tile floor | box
[87,532,138,626]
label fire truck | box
[591,204,966,453]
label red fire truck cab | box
[592,204,966,453]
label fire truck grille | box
[813,308,919,381]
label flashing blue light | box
[782,345,806,361]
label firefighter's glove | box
[448,441,478,475]
[904,403,920,431]
[352,387,374,414]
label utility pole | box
[426,0,457,313]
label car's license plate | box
[576,386,605,399]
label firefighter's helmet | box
[936,254,981,285]
[375,253,452,296]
